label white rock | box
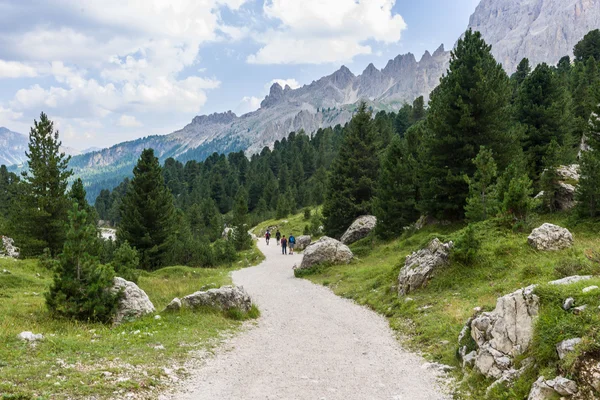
[2,269,11,274]
[154,315,161,320]
[527,377,557,400]
[112,277,155,325]
[583,285,599,293]
[398,239,453,295]
[295,235,312,251]
[556,338,582,360]
[182,285,252,312]
[573,305,587,315]
[298,236,353,270]
[17,331,44,342]
[165,297,182,311]
[340,215,377,245]
[563,297,575,311]
[527,223,573,251]
[0,236,20,258]
[550,276,592,286]
[556,164,580,182]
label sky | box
[0,0,480,150]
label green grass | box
[0,244,263,400]
[252,207,322,242]
[299,213,600,399]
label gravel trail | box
[170,239,449,400]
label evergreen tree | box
[419,29,514,220]
[11,113,72,256]
[46,204,119,323]
[464,147,498,222]
[511,58,531,98]
[517,63,574,181]
[323,102,380,237]
[502,172,534,222]
[111,241,140,283]
[574,29,600,62]
[70,178,97,227]
[577,102,600,217]
[411,96,426,122]
[374,135,419,239]
[539,140,562,212]
[118,149,176,270]
[232,188,252,251]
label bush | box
[45,206,121,323]
[303,208,311,220]
[38,247,59,270]
[303,224,310,235]
[213,240,238,265]
[111,241,140,283]
[452,224,481,265]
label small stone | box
[404,297,414,302]
[556,338,582,360]
[563,297,575,311]
[583,285,599,293]
[473,307,482,312]
[165,297,182,311]
[1,269,11,274]
[154,344,165,351]
[102,371,113,378]
[154,315,161,320]
[17,331,44,342]
[132,330,141,335]
[573,305,588,315]
[462,351,477,368]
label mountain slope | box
[0,128,28,166]
[468,0,600,73]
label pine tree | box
[511,58,531,99]
[577,102,600,217]
[419,29,514,220]
[11,113,72,256]
[111,241,140,283]
[539,140,562,212]
[464,147,498,222]
[70,178,97,227]
[411,96,426,122]
[574,29,600,62]
[323,102,380,238]
[517,63,574,181]
[46,204,119,323]
[118,149,176,270]
[374,135,419,239]
[232,188,252,251]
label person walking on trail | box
[265,230,271,245]
[288,234,296,255]
[281,235,287,255]
[275,230,281,245]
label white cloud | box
[0,60,38,78]
[248,0,406,64]
[117,115,143,128]
[236,96,262,114]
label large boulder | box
[0,236,20,258]
[556,182,576,211]
[528,223,573,251]
[182,285,252,312]
[112,277,155,325]
[470,286,539,379]
[397,239,453,295]
[527,376,578,399]
[340,215,377,245]
[295,235,312,251]
[299,236,353,270]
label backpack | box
[289,236,295,244]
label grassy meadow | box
[0,245,263,400]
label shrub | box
[111,241,140,283]
[452,224,481,265]
[213,240,237,265]
[303,208,311,220]
[39,247,59,270]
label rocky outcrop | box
[557,338,582,360]
[295,235,312,251]
[222,227,233,239]
[470,286,539,379]
[527,376,578,399]
[181,286,252,312]
[0,236,19,258]
[468,0,600,73]
[528,223,574,251]
[112,277,155,325]
[557,164,580,182]
[340,215,377,245]
[298,236,353,270]
[398,239,453,295]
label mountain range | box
[2,0,599,198]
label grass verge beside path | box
[0,243,263,400]
[299,213,600,399]
[252,207,323,242]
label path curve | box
[170,239,449,400]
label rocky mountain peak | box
[191,111,237,126]
[362,63,380,77]
[420,50,433,62]
[432,44,446,57]
[382,53,418,76]
[330,65,355,86]
[261,83,286,108]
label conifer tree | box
[464,147,498,222]
[574,29,600,62]
[323,102,380,238]
[111,241,139,283]
[511,58,531,98]
[11,113,72,256]
[118,149,175,270]
[517,63,574,181]
[374,135,419,239]
[539,140,562,212]
[577,101,600,217]
[70,178,98,227]
[419,29,514,220]
[232,188,252,251]
[46,204,119,323]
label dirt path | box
[169,239,449,400]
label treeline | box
[323,29,600,240]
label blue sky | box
[0,0,480,149]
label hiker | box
[275,230,281,245]
[288,233,296,255]
[265,230,271,245]
[281,235,287,255]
